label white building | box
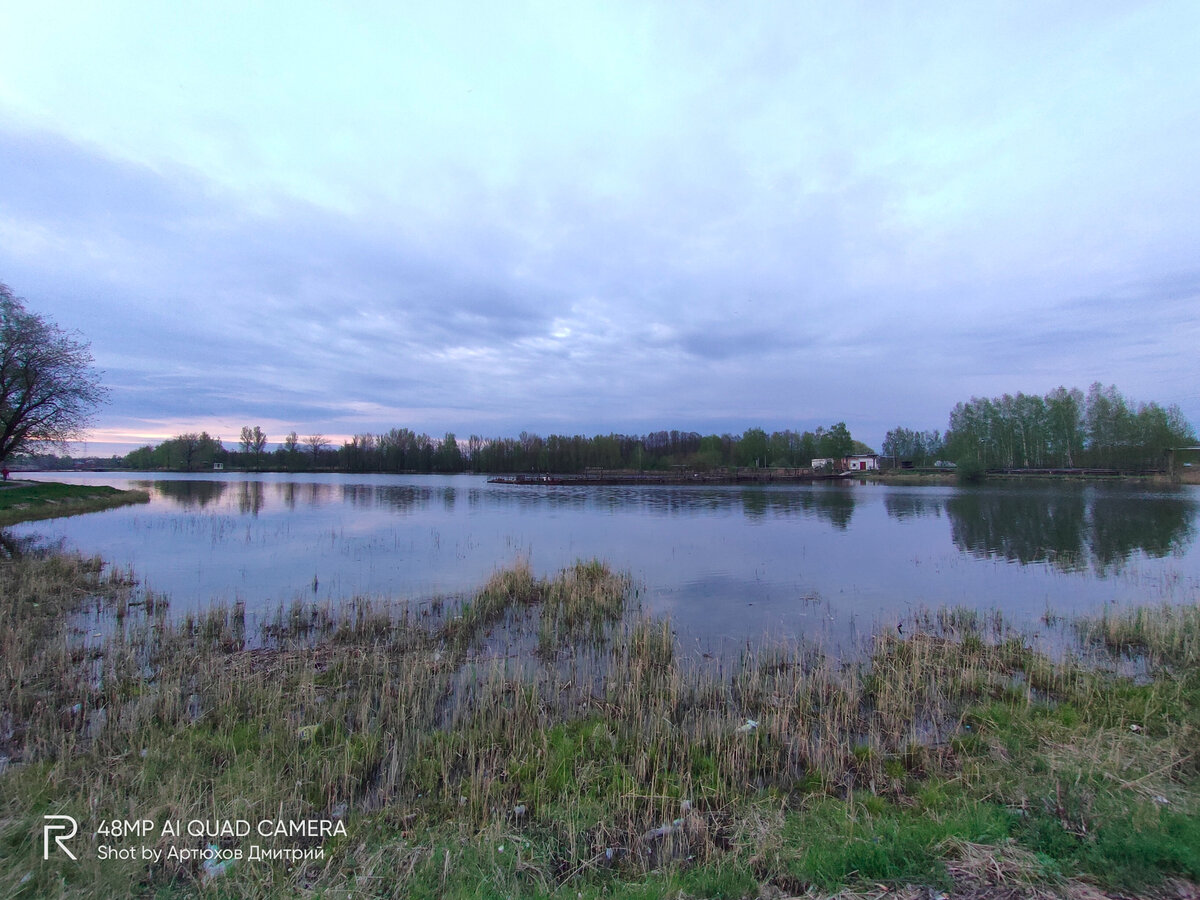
[846,454,878,471]
[811,455,879,471]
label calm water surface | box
[13,472,1200,651]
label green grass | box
[1,550,1197,898]
[0,480,149,525]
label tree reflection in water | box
[741,487,856,529]
[237,481,264,517]
[941,488,1196,574]
[883,493,944,522]
[149,479,228,509]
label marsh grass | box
[1,551,1197,898]
[1078,601,1200,674]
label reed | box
[1,551,1197,898]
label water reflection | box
[514,484,858,527]
[237,481,265,516]
[742,487,856,528]
[12,473,1200,649]
[300,483,333,507]
[135,479,863,525]
[149,480,229,508]
[1090,495,1196,568]
[340,483,432,513]
[120,479,1200,572]
[943,489,1196,573]
[884,493,944,521]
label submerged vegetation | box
[1,552,1198,898]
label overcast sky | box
[2,2,1198,455]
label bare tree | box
[239,425,268,469]
[0,284,107,462]
[305,433,327,465]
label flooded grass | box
[1,551,1198,898]
[0,481,149,527]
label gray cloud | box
[2,0,1199,455]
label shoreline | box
[1,551,1197,898]
[20,467,1200,489]
[863,470,1199,487]
[0,480,149,527]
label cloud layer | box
[1,3,1197,452]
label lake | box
[11,472,1200,652]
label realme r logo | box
[43,815,78,860]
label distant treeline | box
[120,423,874,474]
[885,383,1195,472]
